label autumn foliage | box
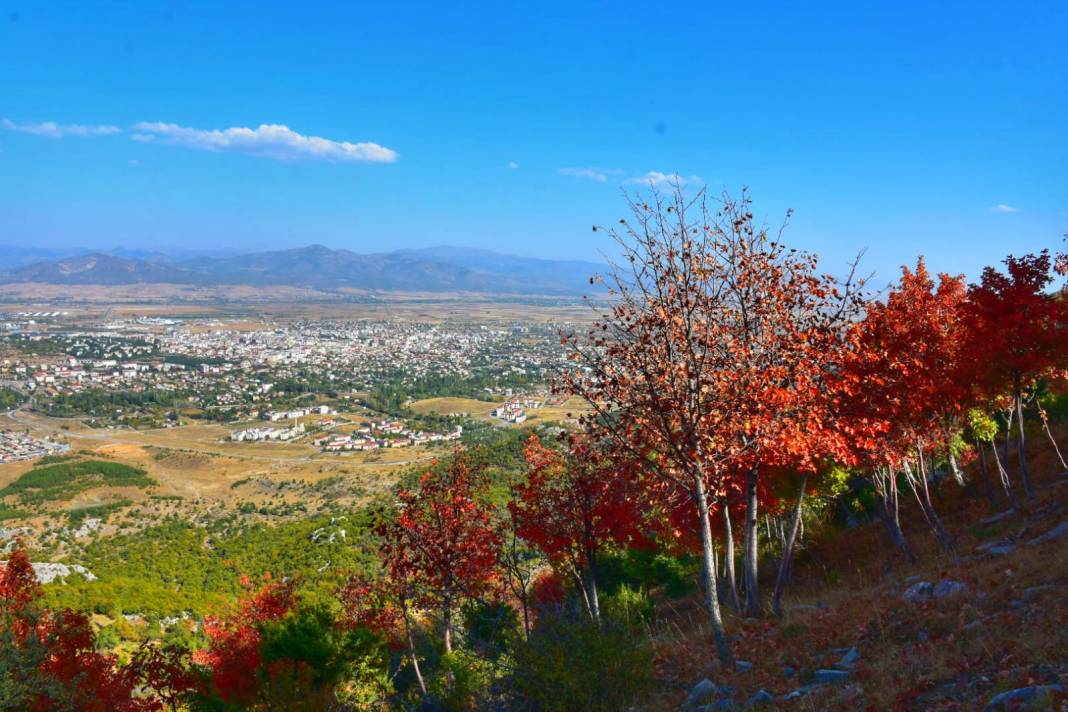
[0,549,158,711]
[377,450,501,653]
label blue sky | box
[1,1,1065,282]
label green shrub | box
[1,460,154,503]
[0,504,29,522]
[428,649,500,711]
[462,600,519,655]
[67,499,131,525]
[509,608,653,712]
[601,584,654,628]
[599,547,697,599]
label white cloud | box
[989,204,1020,214]
[1,118,121,138]
[130,122,398,163]
[507,161,519,170]
[625,171,701,187]
[558,166,624,182]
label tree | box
[964,251,1068,499]
[509,433,645,623]
[129,642,200,712]
[966,408,1010,509]
[0,549,157,711]
[338,572,427,699]
[561,187,865,662]
[196,576,384,710]
[377,449,501,654]
[194,577,299,707]
[837,259,972,557]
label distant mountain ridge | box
[0,244,607,295]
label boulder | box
[904,579,965,602]
[684,679,717,709]
[976,539,1014,556]
[1022,585,1053,601]
[836,647,860,668]
[1027,521,1068,546]
[932,580,966,598]
[903,581,934,602]
[984,683,1066,710]
[812,669,850,685]
[743,690,774,709]
[0,562,99,584]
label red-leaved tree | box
[377,449,501,654]
[964,250,1068,499]
[509,433,646,623]
[0,549,159,711]
[194,576,299,706]
[840,259,969,555]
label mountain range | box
[0,245,607,295]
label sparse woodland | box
[3,189,1068,710]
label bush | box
[509,608,653,712]
[462,600,519,655]
[530,570,566,606]
[601,584,654,628]
[598,547,697,599]
[428,649,501,711]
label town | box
[0,313,574,430]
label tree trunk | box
[519,592,531,642]
[586,546,601,625]
[401,596,428,697]
[904,456,954,553]
[947,449,965,487]
[1003,408,1013,460]
[874,468,916,563]
[1015,381,1034,500]
[771,473,808,617]
[443,598,453,654]
[571,564,594,620]
[742,468,761,617]
[989,440,1019,508]
[975,437,998,510]
[695,474,734,666]
[722,503,741,611]
[1036,402,1068,474]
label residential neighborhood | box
[0,430,69,464]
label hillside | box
[643,431,1068,711]
[0,244,608,295]
[7,253,200,285]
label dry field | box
[0,288,600,324]
[409,395,591,426]
[521,396,591,424]
[0,407,448,527]
[408,397,499,419]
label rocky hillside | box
[648,433,1068,711]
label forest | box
[2,189,1067,711]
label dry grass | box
[408,397,499,418]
